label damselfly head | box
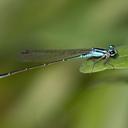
[108,45,119,58]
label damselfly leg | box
[91,55,106,72]
[104,58,115,69]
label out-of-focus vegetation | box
[0,0,128,128]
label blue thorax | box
[80,48,107,59]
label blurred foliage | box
[0,0,128,128]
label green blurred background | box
[1,0,128,128]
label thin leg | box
[91,61,96,72]
[104,59,115,69]
[91,55,105,72]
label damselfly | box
[0,45,118,78]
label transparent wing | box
[20,49,90,64]
[0,49,91,78]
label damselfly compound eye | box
[108,45,118,58]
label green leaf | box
[80,45,128,73]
